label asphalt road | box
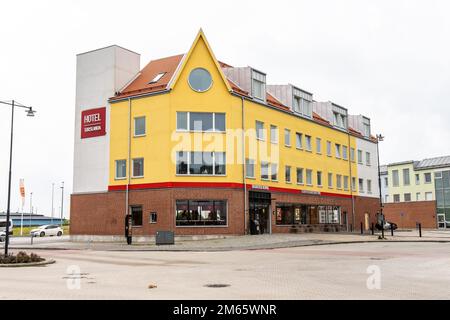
[1,242,449,300]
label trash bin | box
[155,231,175,245]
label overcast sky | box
[1,0,449,218]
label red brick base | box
[383,201,437,229]
[70,188,380,236]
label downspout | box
[241,96,248,235]
[126,98,132,222]
[347,128,355,232]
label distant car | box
[30,225,63,238]
[376,221,398,231]
[0,231,5,242]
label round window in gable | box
[188,68,213,92]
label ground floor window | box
[176,200,227,226]
[276,203,341,226]
[130,206,143,227]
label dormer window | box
[363,117,371,138]
[149,72,166,84]
[251,69,266,101]
[292,87,312,118]
[332,104,348,130]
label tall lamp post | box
[376,134,385,239]
[60,182,64,228]
[1,100,36,256]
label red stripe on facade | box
[108,182,353,199]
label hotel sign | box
[252,185,270,191]
[81,107,106,139]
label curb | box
[0,259,56,268]
[7,239,450,253]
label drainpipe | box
[126,98,132,221]
[241,96,248,235]
[347,127,355,232]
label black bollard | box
[361,222,364,235]
[419,223,422,238]
[371,223,374,235]
[391,223,394,236]
[350,224,353,233]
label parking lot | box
[1,241,449,300]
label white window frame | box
[256,121,265,141]
[245,159,255,179]
[328,173,333,189]
[284,129,291,147]
[316,138,322,154]
[176,112,226,133]
[296,133,303,150]
[305,135,312,152]
[115,159,127,180]
[270,125,278,144]
[306,169,313,186]
[285,166,292,183]
[176,152,226,176]
[335,144,341,159]
[132,158,144,179]
[297,168,304,185]
[134,116,146,137]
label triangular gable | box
[168,29,232,92]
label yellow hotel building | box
[71,30,380,239]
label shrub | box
[0,251,45,264]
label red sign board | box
[81,107,106,139]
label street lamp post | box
[60,182,64,228]
[376,134,385,239]
[0,100,36,256]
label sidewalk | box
[5,230,450,252]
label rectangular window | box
[316,138,322,154]
[404,193,411,202]
[115,160,127,180]
[252,70,266,101]
[261,162,269,180]
[367,180,372,193]
[305,135,312,151]
[352,177,356,191]
[134,116,146,136]
[190,152,213,175]
[328,173,333,188]
[403,168,410,185]
[296,133,303,149]
[424,173,432,184]
[285,129,291,147]
[297,168,304,185]
[130,206,143,227]
[366,152,371,166]
[342,146,348,160]
[343,176,349,191]
[350,148,355,162]
[425,192,433,201]
[149,72,166,84]
[317,171,323,187]
[336,175,342,189]
[246,159,255,178]
[176,152,188,175]
[177,112,225,132]
[256,121,265,141]
[271,163,278,181]
[270,125,278,144]
[306,169,313,186]
[393,170,399,187]
[415,174,420,185]
[326,141,332,157]
[177,152,226,176]
[176,200,227,227]
[285,166,291,183]
[335,144,341,159]
[150,212,157,224]
[359,178,364,192]
[357,150,363,164]
[393,194,400,203]
[190,112,213,131]
[176,112,188,131]
[132,158,144,178]
[416,192,421,201]
[385,195,389,203]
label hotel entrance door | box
[249,191,271,235]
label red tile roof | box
[312,112,332,127]
[267,93,291,112]
[111,54,184,100]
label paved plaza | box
[1,240,449,300]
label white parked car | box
[30,225,64,238]
[0,231,5,242]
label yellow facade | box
[109,31,358,197]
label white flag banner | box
[19,179,25,207]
